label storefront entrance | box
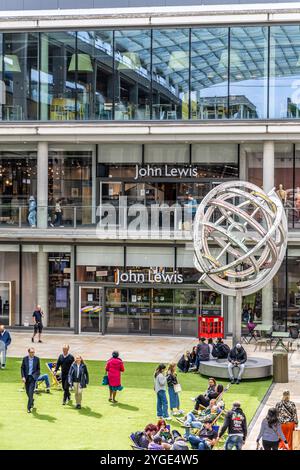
[79,286,103,333]
[76,283,223,336]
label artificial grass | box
[0,358,271,450]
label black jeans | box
[25,376,36,411]
[62,375,71,402]
[195,395,210,410]
[262,440,279,450]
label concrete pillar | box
[263,141,275,193]
[262,140,275,326]
[37,142,48,229]
[239,145,247,181]
[37,248,48,327]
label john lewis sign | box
[116,268,183,285]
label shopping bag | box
[292,430,300,450]
[102,375,109,386]
[174,383,182,393]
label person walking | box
[0,324,11,369]
[218,401,247,450]
[21,348,40,413]
[68,355,89,409]
[54,344,74,405]
[227,343,247,384]
[166,363,182,416]
[256,408,288,450]
[32,305,44,343]
[105,351,125,404]
[154,364,171,420]
[276,390,298,450]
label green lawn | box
[0,358,271,450]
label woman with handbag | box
[276,390,298,450]
[166,363,182,416]
[256,408,289,450]
[105,351,125,403]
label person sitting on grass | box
[183,399,223,437]
[189,346,198,370]
[188,418,218,450]
[193,377,223,410]
[155,419,173,443]
[177,351,191,373]
[171,436,189,450]
[148,435,165,450]
[134,424,158,449]
[35,373,51,394]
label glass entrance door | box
[80,286,103,333]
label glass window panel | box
[192,143,238,178]
[76,30,113,120]
[229,27,268,119]
[76,246,124,266]
[152,29,189,120]
[274,143,293,227]
[0,248,19,326]
[48,149,93,226]
[191,28,228,120]
[270,25,300,119]
[114,30,151,120]
[126,246,174,267]
[98,143,142,163]
[144,144,189,164]
[1,32,39,120]
[242,143,263,187]
[40,31,76,121]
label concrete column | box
[263,141,275,193]
[37,142,48,229]
[239,145,247,181]
[262,141,275,326]
[37,248,48,327]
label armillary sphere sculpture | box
[193,181,288,344]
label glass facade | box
[1,26,300,120]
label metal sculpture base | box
[199,357,273,379]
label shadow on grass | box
[112,402,139,412]
[32,409,57,423]
[78,406,103,419]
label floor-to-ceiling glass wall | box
[191,27,228,120]
[152,29,189,120]
[0,145,37,226]
[229,26,268,119]
[48,145,94,226]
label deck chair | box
[129,433,146,451]
[46,362,62,389]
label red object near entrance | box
[198,316,224,339]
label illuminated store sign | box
[134,164,198,180]
[116,268,183,285]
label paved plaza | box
[7,331,300,450]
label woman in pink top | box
[105,351,125,403]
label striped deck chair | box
[46,362,62,389]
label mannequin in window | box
[276,184,287,206]
[295,187,300,220]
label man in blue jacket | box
[0,324,11,369]
[21,347,40,413]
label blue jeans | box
[168,386,180,410]
[184,412,203,437]
[36,374,50,389]
[225,435,244,450]
[189,435,211,450]
[157,390,169,418]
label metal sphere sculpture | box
[193,181,287,296]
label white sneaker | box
[165,416,172,421]
[190,397,196,401]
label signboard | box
[56,287,68,308]
[115,268,183,285]
[134,164,198,180]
